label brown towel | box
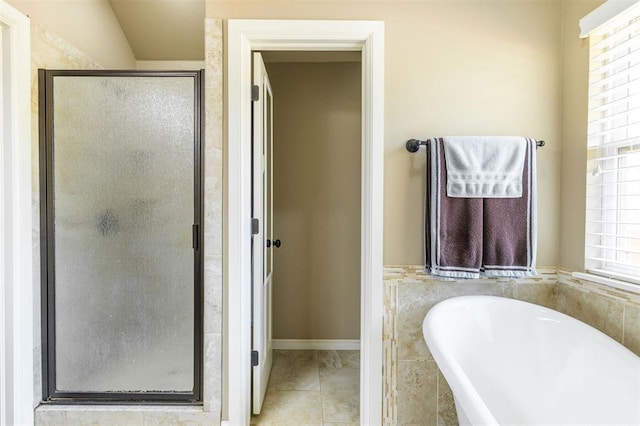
[425,138,537,278]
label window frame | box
[584,5,640,286]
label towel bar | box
[406,138,545,153]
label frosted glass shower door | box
[39,70,203,401]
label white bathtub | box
[423,295,640,425]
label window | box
[585,3,640,284]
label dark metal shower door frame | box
[38,69,204,404]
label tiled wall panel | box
[383,266,640,425]
[557,269,640,356]
[383,266,557,425]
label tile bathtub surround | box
[383,266,640,425]
[251,350,360,425]
[557,269,640,356]
[382,266,558,425]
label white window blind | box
[586,4,640,284]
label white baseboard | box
[272,339,360,350]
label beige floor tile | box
[256,350,360,424]
[319,367,359,394]
[318,350,360,369]
[251,390,323,425]
[319,368,359,423]
[268,350,320,391]
[321,390,360,423]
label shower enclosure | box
[38,70,203,402]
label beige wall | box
[559,0,604,271]
[266,61,361,340]
[208,0,564,266]
[8,0,135,68]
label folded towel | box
[425,138,537,279]
[442,136,527,198]
[425,138,484,278]
[483,139,537,277]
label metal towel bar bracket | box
[406,138,545,153]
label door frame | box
[0,3,33,425]
[226,19,384,425]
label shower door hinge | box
[251,350,259,367]
[251,218,259,235]
[251,84,259,102]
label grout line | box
[622,303,626,346]
[265,349,361,425]
[317,349,327,424]
[436,369,439,424]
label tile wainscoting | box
[382,266,640,425]
[557,269,640,356]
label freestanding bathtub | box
[423,295,640,425]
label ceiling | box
[106,2,362,63]
[108,0,205,61]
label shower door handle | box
[192,224,199,249]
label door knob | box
[266,239,281,248]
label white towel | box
[442,136,527,198]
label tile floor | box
[251,350,360,425]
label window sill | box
[572,271,640,295]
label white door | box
[252,51,274,415]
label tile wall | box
[383,266,640,425]
[556,269,640,356]
[202,17,224,416]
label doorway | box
[251,53,362,423]
[226,20,384,426]
[266,55,362,352]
